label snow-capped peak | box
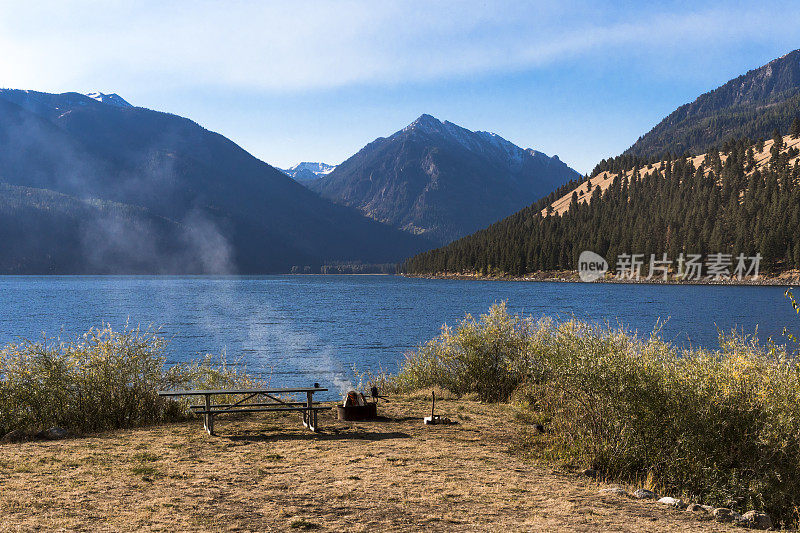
[279,162,336,182]
[404,114,530,171]
[85,92,132,107]
[285,162,336,175]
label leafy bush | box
[390,303,800,527]
[534,324,800,524]
[0,324,257,435]
[388,302,537,401]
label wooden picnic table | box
[158,387,329,435]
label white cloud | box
[0,1,799,94]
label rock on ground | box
[657,497,686,509]
[599,486,629,497]
[37,427,69,440]
[712,508,735,523]
[632,489,658,500]
[1,429,29,443]
[740,510,773,530]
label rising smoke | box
[194,279,355,396]
[0,90,239,274]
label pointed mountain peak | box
[403,114,484,146]
[401,115,548,168]
[311,115,580,244]
[405,113,444,133]
[85,92,132,107]
[412,113,440,125]
[280,161,336,182]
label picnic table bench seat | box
[158,387,329,435]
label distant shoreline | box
[291,273,393,276]
[403,270,800,286]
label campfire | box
[337,389,378,421]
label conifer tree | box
[791,117,800,139]
[772,128,784,151]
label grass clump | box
[387,302,800,527]
[289,518,320,530]
[131,463,160,478]
[131,452,160,463]
[0,324,258,436]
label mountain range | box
[404,130,800,276]
[0,89,430,273]
[310,114,580,244]
[7,49,799,275]
[403,49,800,277]
[0,90,579,273]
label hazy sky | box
[2,1,800,173]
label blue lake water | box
[0,275,795,399]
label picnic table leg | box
[204,393,214,436]
[305,391,316,432]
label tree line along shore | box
[403,269,800,285]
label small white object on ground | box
[657,497,686,509]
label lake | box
[0,275,795,399]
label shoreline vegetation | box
[370,303,800,528]
[2,304,798,528]
[403,269,800,286]
[0,325,257,438]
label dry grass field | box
[0,394,738,532]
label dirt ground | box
[0,394,738,532]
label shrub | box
[535,324,800,524]
[0,324,257,435]
[390,302,537,401]
[390,303,800,527]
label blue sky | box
[2,1,800,173]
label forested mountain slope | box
[403,126,800,276]
[0,90,430,273]
[626,50,800,158]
